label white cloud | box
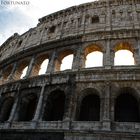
[0,0,95,45]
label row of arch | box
[0,87,140,123]
[2,42,136,82]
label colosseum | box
[0,0,140,139]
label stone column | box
[105,1,111,31]
[82,11,86,35]
[73,47,85,69]
[7,97,19,122]
[75,16,79,35]
[63,74,76,121]
[7,62,17,81]
[134,39,140,65]
[5,87,20,128]
[102,81,111,131]
[24,55,36,78]
[132,0,139,29]
[59,20,64,39]
[38,27,46,45]
[104,39,113,68]
[32,84,46,121]
[72,50,80,70]
[22,31,31,50]
[47,51,56,73]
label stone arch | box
[43,89,65,121]
[77,88,100,121]
[17,93,38,121]
[14,59,30,80]
[2,65,12,82]
[114,42,134,52]
[83,44,103,68]
[55,49,74,71]
[16,87,41,122]
[114,87,140,122]
[31,53,49,76]
[0,96,14,122]
[113,42,135,65]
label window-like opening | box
[0,97,14,122]
[18,40,22,47]
[85,51,103,68]
[79,94,100,121]
[31,54,49,77]
[49,26,56,33]
[43,90,65,121]
[20,66,28,79]
[18,94,37,121]
[91,16,99,24]
[14,60,30,80]
[114,50,134,65]
[39,59,49,75]
[78,18,82,27]
[55,50,74,71]
[114,42,135,66]
[115,91,140,122]
[60,54,73,71]
[84,45,103,68]
[71,19,74,24]
[112,10,116,18]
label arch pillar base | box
[102,120,111,131]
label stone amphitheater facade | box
[0,0,140,139]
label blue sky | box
[0,0,95,45]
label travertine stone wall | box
[0,0,140,139]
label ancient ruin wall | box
[0,0,140,140]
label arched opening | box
[85,51,103,68]
[84,45,103,68]
[60,54,73,71]
[20,66,28,79]
[114,42,135,66]
[114,50,135,65]
[55,50,74,71]
[43,90,65,121]
[31,54,49,76]
[78,94,100,121]
[115,89,140,122]
[14,60,30,80]
[18,94,37,121]
[39,59,49,75]
[0,97,14,122]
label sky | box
[0,0,95,45]
[0,0,134,70]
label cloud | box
[0,2,37,45]
[0,0,95,45]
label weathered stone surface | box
[0,0,140,139]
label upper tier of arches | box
[0,0,140,62]
[0,40,139,85]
